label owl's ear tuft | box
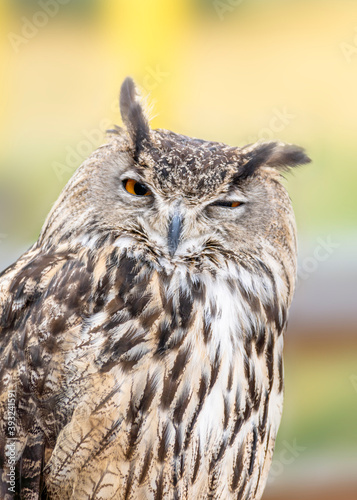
[120,77,150,157]
[236,142,311,181]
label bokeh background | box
[0,0,356,498]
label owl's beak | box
[168,211,183,256]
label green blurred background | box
[0,1,356,498]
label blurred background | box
[0,0,356,498]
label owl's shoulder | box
[0,246,92,338]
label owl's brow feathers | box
[118,77,311,183]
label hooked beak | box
[168,211,183,256]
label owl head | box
[40,78,310,269]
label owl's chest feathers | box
[94,255,282,444]
[45,250,286,498]
[81,246,285,402]
[150,268,279,425]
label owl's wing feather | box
[0,247,96,499]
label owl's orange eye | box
[123,179,152,196]
[211,201,242,208]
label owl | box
[0,78,310,500]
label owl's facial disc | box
[118,168,248,259]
